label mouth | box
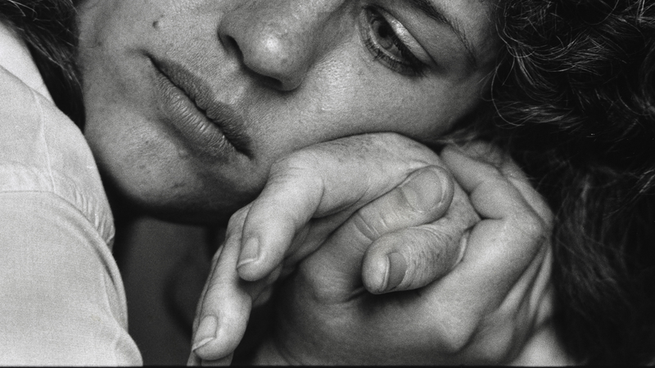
[150,56,252,159]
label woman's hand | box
[250,144,557,365]
[188,133,479,364]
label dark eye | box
[361,6,427,77]
[370,12,399,55]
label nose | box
[219,0,346,91]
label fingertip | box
[197,354,233,366]
[362,250,388,294]
[441,145,474,167]
[236,235,284,282]
[364,224,467,294]
[386,252,408,291]
[236,263,264,282]
[236,237,262,281]
[238,215,296,282]
[236,255,280,283]
[191,319,238,363]
[192,315,218,352]
[192,319,228,362]
[362,243,408,294]
[399,166,454,215]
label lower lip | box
[152,62,238,162]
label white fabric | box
[0,22,142,365]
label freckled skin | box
[76,0,496,224]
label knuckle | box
[369,132,440,164]
[269,150,325,180]
[397,224,467,286]
[350,209,383,243]
[430,303,481,355]
[369,131,406,147]
[267,154,324,198]
[421,216,469,247]
[418,227,452,258]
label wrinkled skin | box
[190,141,565,365]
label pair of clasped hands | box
[188,133,555,365]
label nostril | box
[220,35,242,60]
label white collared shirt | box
[0,21,142,365]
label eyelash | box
[361,6,427,77]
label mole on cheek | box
[152,14,164,29]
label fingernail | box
[192,315,217,352]
[400,167,446,212]
[237,237,259,268]
[385,252,407,291]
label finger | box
[496,155,553,227]
[455,141,551,223]
[236,134,442,282]
[282,165,458,274]
[441,145,547,286]
[418,146,550,350]
[186,352,232,366]
[190,210,275,362]
[362,185,479,293]
[198,356,233,366]
[292,165,456,301]
[190,216,249,362]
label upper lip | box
[151,57,252,157]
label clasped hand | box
[188,133,555,365]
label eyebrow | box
[406,0,478,68]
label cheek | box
[83,104,265,223]
[269,54,477,147]
[83,106,188,201]
[347,77,486,141]
[290,82,464,146]
[248,90,454,165]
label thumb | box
[235,134,442,282]
[296,165,456,301]
[362,185,479,293]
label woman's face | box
[77,0,497,223]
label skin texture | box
[189,142,564,365]
[256,146,557,365]
[75,0,498,223]
[71,0,558,364]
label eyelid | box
[376,7,434,66]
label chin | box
[100,168,260,227]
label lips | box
[150,56,252,159]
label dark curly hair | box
[488,0,655,364]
